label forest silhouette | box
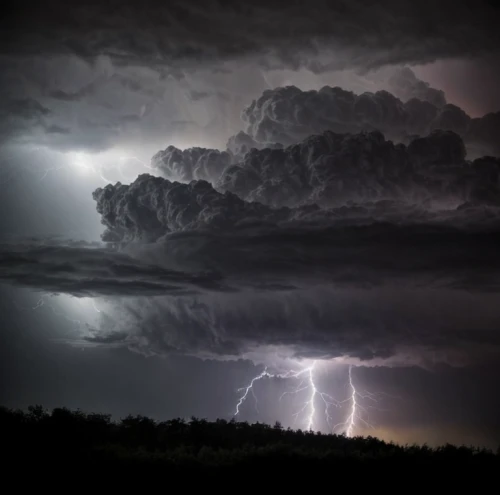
[2,405,498,484]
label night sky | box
[1,0,500,448]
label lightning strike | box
[345,365,357,437]
[234,368,274,416]
[235,362,383,436]
[332,365,377,437]
[235,361,340,431]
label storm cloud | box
[0,241,227,297]
[4,221,500,366]
[2,1,499,70]
[387,67,447,108]
[1,120,499,367]
[236,85,500,155]
[82,125,500,365]
[1,1,499,156]
[148,130,500,210]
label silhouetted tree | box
[0,405,498,482]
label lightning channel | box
[331,365,379,437]
[345,365,357,437]
[235,361,340,431]
[234,362,386,436]
[234,368,274,416]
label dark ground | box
[2,405,498,487]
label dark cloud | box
[150,146,232,183]
[2,127,499,365]
[5,227,500,366]
[0,242,227,297]
[0,54,221,152]
[89,168,500,293]
[1,3,498,154]
[85,123,500,365]
[226,131,261,159]
[237,85,500,155]
[0,98,52,141]
[2,1,499,70]
[150,129,500,210]
[387,68,446,108]
[467,112,500,156]
[101,286,500,367]
[413,56,500,117]
[90,131,500,296]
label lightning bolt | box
[234,361,340,432]
[235,362,385,437]
[234,369,274,416]
[331,365,379,437]
[344,365,358,437]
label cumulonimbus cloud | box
[35,130,497,365]
[149,129,500,210]
[89,126,500,366]
[4,127,500,367]
[234,85,499,155]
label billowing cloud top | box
[236,85,499,155]
[150,146,232,183]
[387,67,446,108]
[149,129,499,210]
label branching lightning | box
[234,362,381,437]
[330,365,383,436]
[235,369,274,416]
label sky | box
[1,0,500,448]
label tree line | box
[1,405,498,483]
